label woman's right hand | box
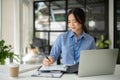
[42,56,54,66]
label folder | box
[31,65,67,78]
[31,71,63,78]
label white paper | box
[40,65,67,71]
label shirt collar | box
[69,30,86,39]
[69,30,74,38]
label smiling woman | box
[42,8,96,68]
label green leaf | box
[0,58,5,65]
[100,35,104,41]
[99,43,105,48]
[0,40,20,64]
[104,40,111,45]
[95,34,111,49]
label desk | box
[0,64,120,80]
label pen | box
[45,56,51,62]
[37,65,42,71]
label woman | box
[43,7,96,66]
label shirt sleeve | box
[49,34,62,62]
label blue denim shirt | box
[50,30,96,65]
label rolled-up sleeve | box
[50,35,62,62]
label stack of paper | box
[31,65,68,78]
[40,65,67,71]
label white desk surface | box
[0,64,120,80]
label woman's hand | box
[42,56,54,66]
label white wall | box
[0,0,1,39]
[2,0,14,46]
[1,0,33,63]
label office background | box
[0,0,120,64]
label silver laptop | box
[78,49,118,77]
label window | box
[114,0,120,64]
[34,0,67,55]
[33,0,109,54]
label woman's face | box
[68,13,82,33]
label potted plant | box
[96,35,111,49]
[0,40,19,65]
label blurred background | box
[0,0,120,64]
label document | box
[31,65,68,78]
[31,71,63,78]
[39,64,67,71]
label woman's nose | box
[70,22,74,26]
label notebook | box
[31,64,67,78]
[78,49,118,77]
[39,64,67,72]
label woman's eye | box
[73,20,77,23]
[73,21,77,23]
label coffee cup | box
[9,63,19,78]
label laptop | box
[78,49,118,77]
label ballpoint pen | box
[37,65,42,71]
[45,56,51,62]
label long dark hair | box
[67,7,88,33]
